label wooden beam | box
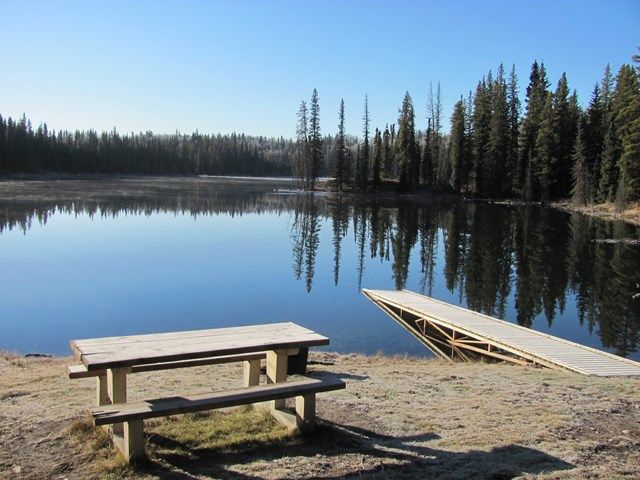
[373,300,452,360]
[123,419,144,462]
[451,341,531,366]
[266,350,288,410]
[295,394,316,430]
[107,368,128,436]
[243,359,260,388]
[96,376,109,406]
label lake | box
[1,177,639,360]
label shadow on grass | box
[141,420,574,480]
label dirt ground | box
[1,351,639,480]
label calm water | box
[1,177,639,360]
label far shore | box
[1,350,639,479]
[2,173,639,227]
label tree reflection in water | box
[1,179,638,357]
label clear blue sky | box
[1,0,638,138]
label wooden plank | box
[69,351,298,379]
[73,322,307,348]
[81,337,328,371]
[75,327,329,371]
[363,289,640,377]
[75,330,317,359]
[92,374,345,425]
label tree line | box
[297,49,640,205]
[0,116,295,176]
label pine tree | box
[463,91,474,193]
[449,99,466,192]
[382,125,393,179]
[308,89,322,190]
[390,124,396,177]
[396,92,418,190]
[613,64,640,201]
[550,73,575,196]
[571,123,591,205]
[372,127,382,185]
[332,99,349,191]
[294,101,309,188]
[517,61,550,196]
[354,143,362,188]
[552,73,579,197]
[601,64,614,107]
[486,64,510,196]
[597,119,620,202]
[427,82,444,187]
[507,64,520,195]
[472,78,491,194]
[633,46,640,76]
[421,119,433,186]
[584,84,605,193]
[356,95,370,188]
[532,92,555,203]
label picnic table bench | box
[69,322,345,462]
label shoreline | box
[4,173,638,227]
[2,350,639,479]
[550,199,640,227]
[0,172,640,226]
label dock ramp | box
[363,289,640,377]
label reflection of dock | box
[363,289,640,377]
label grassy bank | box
[1,351,640,479]
[552,200,640,227]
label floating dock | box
[363,289,640,377]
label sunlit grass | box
[148,406,294,452]
[67,415,132,478]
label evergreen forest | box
[2,50,639,207]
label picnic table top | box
[71,322,329,371]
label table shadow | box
[141,420,574,479]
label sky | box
[0,0,638,138]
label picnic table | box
[69,322,345,462]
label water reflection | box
[1,178,639,357]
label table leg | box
[107,368,128,436]
[243,359,260,387]
[295,393,316,430]
[96,374,109,406]
[266,349,288,410]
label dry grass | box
[1,351,640,479]
[66,416,131,479]
[554,200,640,226]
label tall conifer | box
[571,123,591,205]
[332,99,349,191]
[372,128,382,185]
[294,101,309,188]
[396,92,418,190]
[613,64,640,201]
[533,92,555,203]
[308,89,322,190]
[487,64,509,196]
[449,99,466,192]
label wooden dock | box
[363,289,640,377]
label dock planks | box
[363,289,640,377]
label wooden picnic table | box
[69,322,338,461]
